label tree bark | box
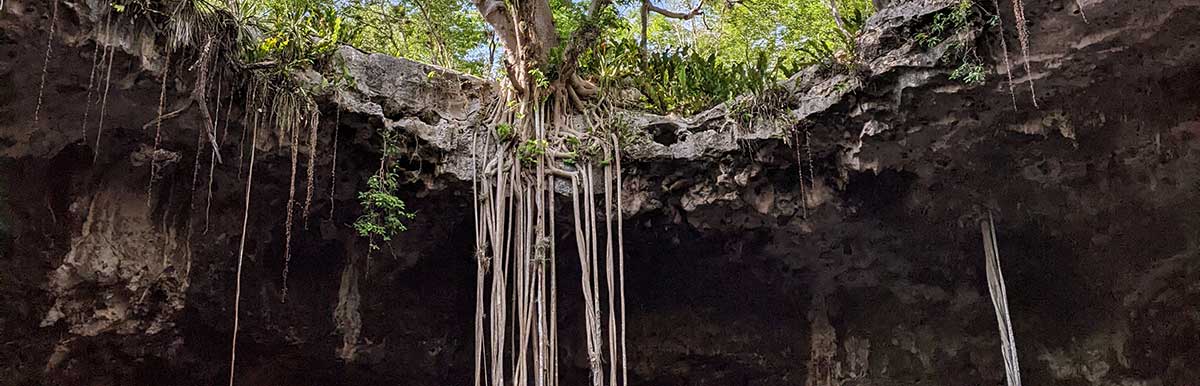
[530,0,560,52]
[471,0,521,65]
[473,0,618,99]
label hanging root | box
[145,48,173,205]
[980,211,1022,386]
[94,32,116,164]
[328,109,340,220]
[202,72,224,234]
[80,12,107,136]
[790,125,815,220]
[202,142,217,234]
[222,81,235,142]
[803,127,815,213]
[228,99,261,386]
[472,85,628,386]
[190,111,206,212]
[302,109,319,226]
[471,122,485,386]
[238,85,256,180]
[33,0,59,124]
[792,128,809,220]
[614,134,628,386]
[1011,0,1038,108]
[142,36,223,164]
[990,0,1018,110]
[280,112,300,302]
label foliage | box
[528,68,550,89]
[800,5,870,66]
[580,32,787,115]
[340,0,487,74]
[656,0,875,67]
[548,0,591,42]
[950,61,987,85]
[353,128,415,251]
[912,0,996,85]
[238,0,356,74]
[564,0,874,115]
[353,171,415,250]
[517,139,548,165]
[147,0,484,76]
[147,0,878,114]
[914,0,974,48]
[495,123,515,142]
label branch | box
[242,61,278,70]
[641,0,705,52]
[646,0,703,20]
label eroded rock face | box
[2,0,1199,385]
[40,163,190,337]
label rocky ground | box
[2,0,1199,385]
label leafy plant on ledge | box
[353,129,415,251]
[353,170,414,251]
[912,0,996,86]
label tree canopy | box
[235,0,874,113]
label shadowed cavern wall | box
[2,0,1199,385]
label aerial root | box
[142,37,223,164]
[329,109,340,220]
[1010,0,1039,108]
[228,97,261,386]
[303,109,319,226]
[33,0,59,124]
[93,32,116,163]
[280,111,301,303]
[981,212,1022,386]
[472,89,628,386]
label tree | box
[466,3,636,386]
[463,2,871,386]
[470,0,721,99]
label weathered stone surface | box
[39,164,190,337]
